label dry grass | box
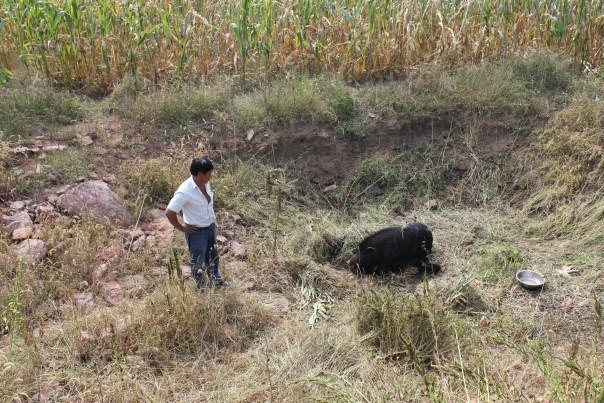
[1,64,602,401]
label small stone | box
[230,241,247,258]
[246,129,255,141]
[153,201,168,210]
[130,234,146,251]
[121,274,145,295]
[78,135,94,146]
[55,184,71,195]
[322,184,337,193]
[102,281,123,306]
[11,146,35,155]
[223,323,235,339]
[179,264,192,278]
[102,174,116,184]
[74,292,95,314]
[11,239,49,264]
[47,194,59,205]
[91,264,108,283]
[424,199,439,210]
[216,235,228,245]
[231,214,241,222]
[3,211,34,229]
[121,228,145,244]
[10,201,25,210]
[42,144,67,152]
[12,227,33,241]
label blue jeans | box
[184,223,221,288]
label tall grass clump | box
[521,96,603,250]
[121,155,189,205]
[511,52,573,93]
[356,285,461,364]
[0,85,83,139]
[134,84,229,128]
[342,150,452,211]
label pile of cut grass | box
[521,91,604,252]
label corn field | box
[0,0,602,92]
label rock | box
[179,264,192,278]
[121,228,145,244]
[223,230,235,238]
[322,184,337,193]
[35,203,55,216]
[11,239,49,264]
[216,235,228,245]
[42,144,67,152]
[2,211,34,230]
[57,180,131,223]
[229,241,247,258]
[77,135,94,146]
[11,146,35,156]
[74,292,95,314]
[55,184,71,195]
[140,208,174,250]
[246,129,255,141]
[96,243,124,262]
[102,281,123,305]
[100,315,133,338]
[91,263,108,283]
[260,294,291,314]
[153,201,167,210]
[12,227,33,241]
[47,194,59,205]
[121,274,145,295]
[10,200,25,210]
[424,199,439,210]
[102,174,116,184]
[223,323,235,339]
[130,234,146,251]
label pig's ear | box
[366,246,376,254]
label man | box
[165,157,226,289]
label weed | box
[356,282,461,364]
[511,52,573,92]
[1,261,25,341]
[471,240,528,283]
[0,85,83,139]
[121,155,188,205]
[39,149,93,184]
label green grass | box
[0,84,83,139]
[39,149,93,184]
[341,148,453,211]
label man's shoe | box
[215,279,228,287]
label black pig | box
[348,222,441,275]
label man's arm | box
[165,208,197,234]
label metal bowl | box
[516,269,545,290]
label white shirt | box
[167,177,216,227]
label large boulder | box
[57,180,131,223]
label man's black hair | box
[190,157,214,176]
